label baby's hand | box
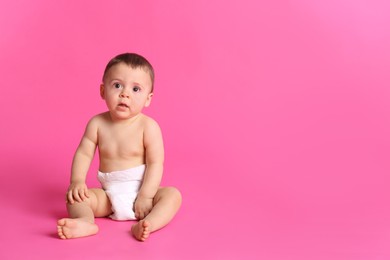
[67,182,90,204]
[134,196,154,220]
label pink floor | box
[1,151,389,259]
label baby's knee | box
[66,196,94,211]
[69,190,98,207]
[160,187,182,203]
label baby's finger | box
[85,188,90,198]
[79,189,87,201]
[79,193,85,201]
[73,189,82,202]
[135,210,142,220]
[139,211,145,220]
[67,191,74,204]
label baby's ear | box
[100,84,105,99]
[145,93,153,107]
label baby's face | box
[100,63,153,120]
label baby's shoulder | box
[139,114,161,131]
[87,112,110,127]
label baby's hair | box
[103,53,155,92]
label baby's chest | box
[98,131,144,157]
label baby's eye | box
[114,83,122,89]
[133,86,141,92]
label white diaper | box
[97,165,146,221]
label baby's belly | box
[99,156,145,173]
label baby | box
[57,53,182,241]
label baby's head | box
[102,53,155,93]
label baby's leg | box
[132,187,182,241]
[57,188,112,239]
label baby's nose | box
[119,91,129,98]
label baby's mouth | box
[118,103,129,108]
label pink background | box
[1,0,389,259]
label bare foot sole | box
[131,220,151,241]
[57,218,98,239]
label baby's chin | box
[110,111,141,121]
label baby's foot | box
[131,220,151,241]
[57,218,98,239]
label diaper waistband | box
[97,164,146,183]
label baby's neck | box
[109,113,142,125]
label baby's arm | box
[135,119,164,219]
[67,117,98,204]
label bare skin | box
[131,187,182,241]
[131,220,150,241]
[57,188,111,239]
[57,219,98,239]
[57,63,181,241]
[57,187,181,241]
